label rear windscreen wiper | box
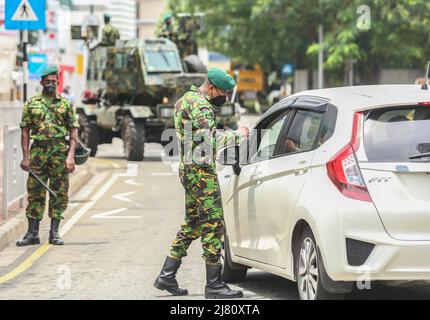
[409,152,430,160]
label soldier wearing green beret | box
[101,13,120,47]
[16,66,80,247]
[154,68,250,299]
[158,12,178,44]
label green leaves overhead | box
[167,0,430,76]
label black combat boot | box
[16,218,41,247]
[154,256,188,296]
[205,264,244,299]
[49,219,64,245]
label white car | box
[217,85,430,300]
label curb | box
[0,165,94,252]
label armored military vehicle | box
[77,38,240,161]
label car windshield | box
[144,50,182,73]
[364,106,430,163]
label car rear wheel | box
[295,227,345,300]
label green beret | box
[41,65,58,78]
[208,68,236,91]
[163,13,173,21]
[104,13,112,19]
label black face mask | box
[43,84,57,96]
[210,95,227,107]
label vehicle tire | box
[121,115,145,162]
[78,114,100,157]
[183,55,207,73]
[221,235,248,283]
[294,227,346,300]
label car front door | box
[256,100,332,268]
[225,108,291,261]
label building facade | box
[137,0,166,39]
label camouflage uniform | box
[20,93,80,221]
[170,86,242,264]
[101,23,120,46]
[159,22,178,43]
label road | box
[0,114,429,300]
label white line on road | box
[91,207,142,219]
[60,173,114,236]
[112,191,137,204]
[151,173,176,177]
[124,179,142,186]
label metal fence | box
[2,125,26,218]
[0,101,23,127]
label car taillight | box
[326,112,372,202]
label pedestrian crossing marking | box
[11,0,38,22]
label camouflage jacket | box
[174,86,242,170]
[20,93,80,141]
[101,24,120,46]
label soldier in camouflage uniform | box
[101,13,120,47]
[17,66,80,247]
[158,13,178,43]
[154,68,250,299]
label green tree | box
[166,0,430,84]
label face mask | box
[43,84,57,95]
[211,95,227,107]
[210,87,228,107]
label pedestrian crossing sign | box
[5,0,46,30]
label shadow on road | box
[235,271,430,300]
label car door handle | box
[250,174,263,186]
[294,168,309,176]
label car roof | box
[291,85,430,111]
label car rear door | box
[359,105,430,240]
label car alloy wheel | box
[298,237,319,300]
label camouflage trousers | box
[26,140,69,221]
[170,165,225,264]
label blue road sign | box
[28,54,48,80]
[282,64,295,76]
[5,0,46,30]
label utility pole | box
[22,29,28,103]
[318,24,324,89]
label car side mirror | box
[217,145,242,176]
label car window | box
[278,110,323,156]
[364,106,430,162]
[249,111,289,163]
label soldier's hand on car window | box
[65,156,76,174]
[238,126,250,139]
[20,159,31,172]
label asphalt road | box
[0,114,429,300]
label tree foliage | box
[167,0,430,82]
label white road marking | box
[151,173,176,177]
[60,173,113,236]
[124,179,142,186]
[112,191,137,204]
[91,208,142,219]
